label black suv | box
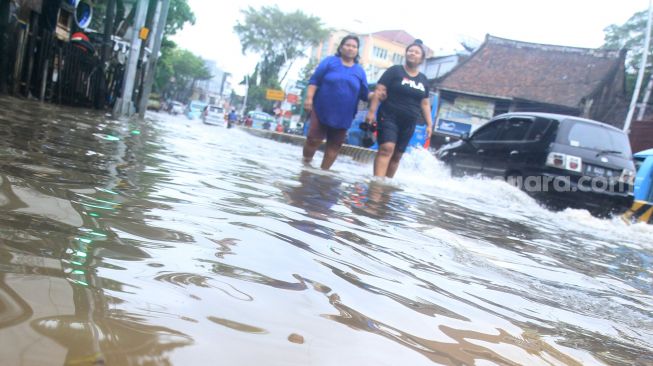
[436,113,636,216]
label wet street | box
[0,96,651,366]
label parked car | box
[202,105,227,127]
[623,148,653,224]
[435,112,636,216]
[169,101,184,115]
[186,101,207,120]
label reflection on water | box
[0,96,651,365]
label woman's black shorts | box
[377,110,417,153]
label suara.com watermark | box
[498,175,631,193]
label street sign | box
[266,89,285,101]
[286,93,298,104]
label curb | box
[238,127,377,163]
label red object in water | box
[71,32,89,42]
[71,32,94,53]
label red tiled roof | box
[437,35,625,109]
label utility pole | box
[138,0,170,118]
[624,0,653,133]
[637,74,653,120]
[241,74,249,116]
[113,0,149,117]
[0,0,10,93]
[96,0,116,108]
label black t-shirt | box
[377,65,429,122]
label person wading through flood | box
[303,35,371,170]
[365,39,433,178]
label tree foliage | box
[234,6,327,111]
[90,0,194,37]
[164,0,196,36]
[155,44,212,100]
[603,10,649,72]
[299,59,318,83]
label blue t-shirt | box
[309,56,369,129]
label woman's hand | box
[425,124,432,140]
[304,98,313,114]
[364,111,375,124]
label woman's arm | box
[420,98,433,140]
[365,84,387,123]
[304,57,330,114]
[304,85,317,113]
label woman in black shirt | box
[365,40,433,178]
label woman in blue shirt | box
[303,35,370,170]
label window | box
[392,53,404,65]
[525,118,552,141]
[472,119,506,141]
[498,118,532,141]
[373,47,388,60]
[565,120,632,156]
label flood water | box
[0,96,652,366]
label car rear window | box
[563,120,632,156]
[209,106,223,113]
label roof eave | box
[435,87,513,101]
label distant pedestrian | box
[365,39,433,178]
[303,35,371,170]
[228,109,237,128]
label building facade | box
[433,34,627,139]
[194,60,232,105]
[311,29,433,83]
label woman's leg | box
[321,139,343,169]
[383,120,416,177]
[385,150,404,178]
[320,127,347,170]
[303,137,322,164]
[303,112,325,164]
[374,142,396,177]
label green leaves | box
[603,10,649,72]
[234,6,327,110]
[154,43,211,97]
[164,0,196,36]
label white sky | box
[172,0,646,94]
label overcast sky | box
[172,0,646,93]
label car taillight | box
[546,153,565,168]
[566,156,582,172]
[546,152,582,172]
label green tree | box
[164,0,196,36]
[299,59,318,83]
[91,0,194,36]
[603,9,650,98]
[603,10,649,72]
[234,5,327,111]
[156,45,211,100]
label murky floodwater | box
[0,96,651,366]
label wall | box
[630,121,653,153]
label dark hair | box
[405,38,426,63]
[335,35,360,63]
